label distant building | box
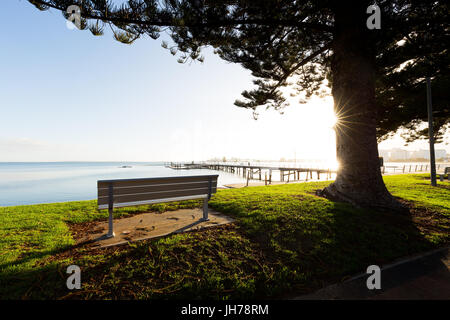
[379,148,408,161]
[409,149,447,160]
[379,148,447,161]
[409,149,428,159]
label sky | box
[1,1,448,162]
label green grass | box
[0,174,448,299]
[384,174,450,214]
[0,199,201,272]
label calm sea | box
[0,160,439,207]
[0,162,247,207]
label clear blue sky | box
[1,1,448,162]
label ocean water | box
[0,162,247,207]
[1,161,440,207]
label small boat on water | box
[119,165,132,168]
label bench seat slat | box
[98,189,215,206]
[97,176,217,189]
[98,194,209,210]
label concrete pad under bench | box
[78,208,234,248]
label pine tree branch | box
[269,42,332,94]
[30,0,334,32]
[235,42,332,110]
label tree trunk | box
[318,2,404,210]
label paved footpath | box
[295,247,450,300]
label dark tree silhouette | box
[28,0,449,209]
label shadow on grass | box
[237,198,448,298]
[0,237,99,272]
[1,194,448,300]
[0,259,69,299]
[305,199,447,284]
[0,238,104,299]
[298,247,450,299]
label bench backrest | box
[97,175,218,210]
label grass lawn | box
[0,174,448,299]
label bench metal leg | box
[202,198,209,221]
[107,208,115,238]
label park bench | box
[97,175,218,238]
[438,167,450,181]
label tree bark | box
[318,2,404,210]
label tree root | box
[317,182,409,213]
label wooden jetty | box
[164,162,204,170]
[167,162,337,185]
[166,161,448,184]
